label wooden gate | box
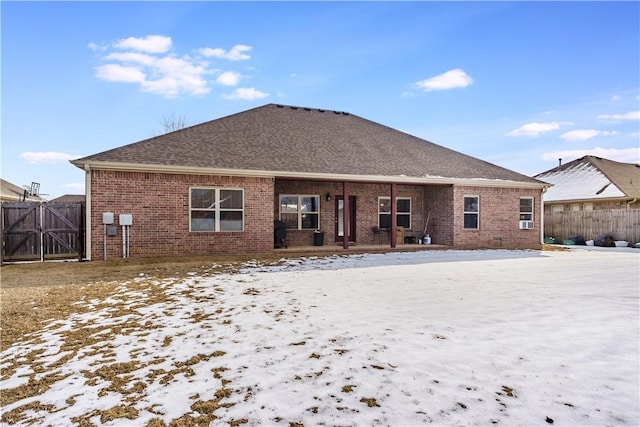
[1,202,85,262]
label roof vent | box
[304,108,311,111]
[290,106,298,110]
[333,111,341,114]
[342,112,349,116]
[318,109,325,113]
[276,104,284,108]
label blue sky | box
[2,1,639,199]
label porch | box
[275,242,450,254]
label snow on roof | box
[539,161,625,202]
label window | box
[551,205,563,213]
[583,203,593,211]
[190,188,243,232]
[463,196,479,229]
[279,195,319,230]
[378,197,411,229]
[519,198,534,221]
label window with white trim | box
[279,195,320,230]
[463,196,479,229]
[190,188,244,232]
[378,197,411,229]
[519,198,534,221]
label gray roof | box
[1,179,47,202]
[535,156,640,202]
[48,194,86,203]
[73,103,545,187]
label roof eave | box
[73,160,549,190]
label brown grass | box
[0,253,314,353]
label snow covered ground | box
[1,249,639,426]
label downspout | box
[627,198,637,209]
[540,187,548,245]
[84,164,92,261]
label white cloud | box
[597,111,640,121]
[415,69,473,91]
[104,52,157,66]
[91,36,264,98]
[95,64,146,83]
[223,87,269,100]
[216,71,240,86]
[560,129,618,142]
[542,147,640,164]
[20,152,79,165]
[114,35,172,53]
[198,45,252,61]
[506,122,571,137]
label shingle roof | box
[48,194,86,203]
[72,103,545,187]
[1,179,47,202]
[534,155,640,202]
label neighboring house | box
[71,103,549,260]
[48,194,86,203]
[534,156,640,213]
[0,179,47,202]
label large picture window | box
[463,196,479,229]
[190,188,244,232]
[279,195,320,230]
[378,197,411,229]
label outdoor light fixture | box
[325,193,331,201]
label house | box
[534,156,640,212]
[71,103,549,260]
[1,179,47,202]
[48,194,86,203]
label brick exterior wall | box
[452,186,542,248]
[274,180,430,246]
[89,170,274,259]
[88,171,542,259]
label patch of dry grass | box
[0,253,317,353]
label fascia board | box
[74,160,549,190]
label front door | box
[335,196,356,242]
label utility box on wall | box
[102,212,114,225]
[119,214,133,226]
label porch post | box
[390,182,397,248]
[343,181,349,249]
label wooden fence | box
[544,209,640,244]
[1,202,85,262]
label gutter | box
[71,160,551,190]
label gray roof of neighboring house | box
[1,179,47,202]
[72,103,546,187]
[535,156,640,202]
[48,194,86,203]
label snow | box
[538,162,625,202]
[1,249,639,426]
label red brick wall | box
[452,186,542,248]
[89,170,274,259]
[423,185,454,246]
[89,171,542,258]
[274,180,427,246]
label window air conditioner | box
[519,220,534,230]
